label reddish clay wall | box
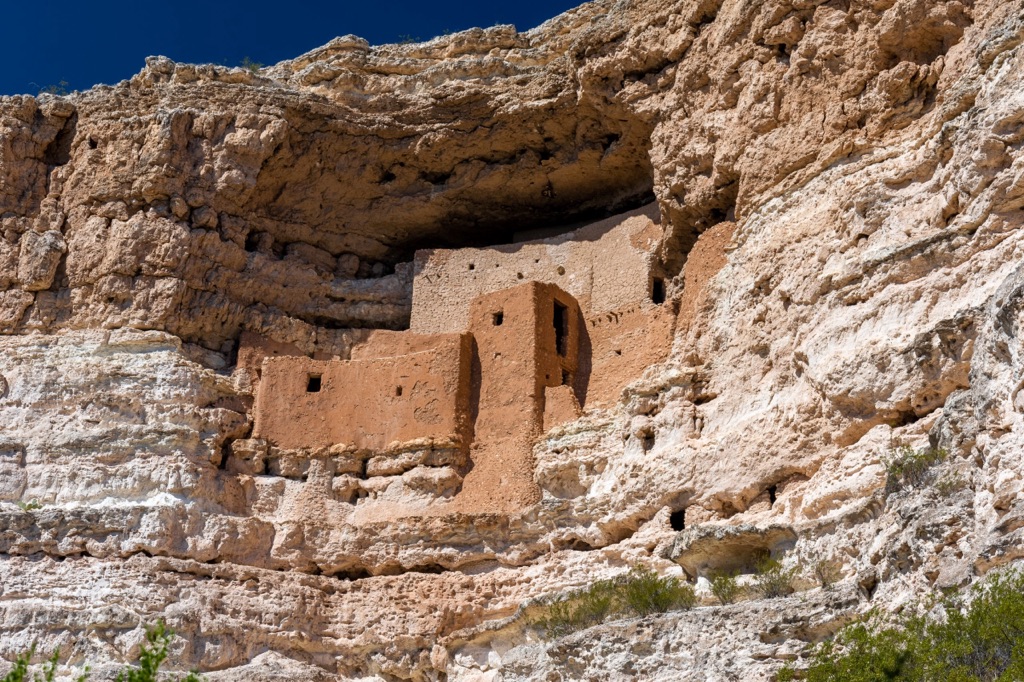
[677,221,736,327]
[350,329,456,361]
[252,333,472,453]
[544,385,582,431]
[451,281,581,513]
[236,331,306,383]
[582,302,677,407]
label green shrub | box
[38,81,69,96]
[780,570,1024,681]
[16,500,41,512]
[754,555,798,599]
[882,442,948,495]
[239,57,263,73]
[534,579,618,638]
[935,471,968,497]
[1,647,63,682]
[116,622,199,682]
[710,569,742,605]
[533,565,695,638]
[813,558,844,591]
[2,622,198,682]
[621,565,697,616]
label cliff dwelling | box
[4,0,1019,677]
[240,203,678,515]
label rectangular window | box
[306,374,322,392]
[652,277,666,304]
[553,301,569,357]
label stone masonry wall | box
[252,334,472,454]
[410,203,662,334]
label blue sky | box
[0,0,584,96]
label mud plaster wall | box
[544,385,582,432]
[252,334,472,453]
[410,204,663,335]
[676,221,737,329]
[583,302,677,408]
[452,281,581,513]
[236,331,309,388]
[351,330,460,361]
[564,220,733,408]
[235,329,373,394]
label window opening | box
[670,509,686,531]
[652,277,666,304]
[492,311,504,326]
[244,232,262,252]
[396,386,403,397]
[306,374,322,392]
[553,301,569,357]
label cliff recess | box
[3,0,1024,680]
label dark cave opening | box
[393,188,657,260]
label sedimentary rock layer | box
[3,0,1024,679]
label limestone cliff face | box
[2,0,1024,679]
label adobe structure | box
[244,204,676,516]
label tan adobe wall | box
[544,385,582,431]
[676,220,736,329]
[350,329,456,361]
[252,333,472,453]
[235,329,371,392]
[236,331,307,383]
[565,221,731,409]
[410,203,663,334]
[582,302,677,408]
[451,281,581,513]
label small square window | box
[306,374,322,392]
[492,311,504,326]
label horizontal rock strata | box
[3,0,1024,679]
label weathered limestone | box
[2,0,1024,679]
[669,524,798,578]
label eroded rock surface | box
[3,0,1024,679]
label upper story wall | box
[410,203,663,334]
[252,333,472,453]
[583,302,676,408]
[453,281,582,512]
[467,281,583,429]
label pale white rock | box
[2,0,1024,680]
